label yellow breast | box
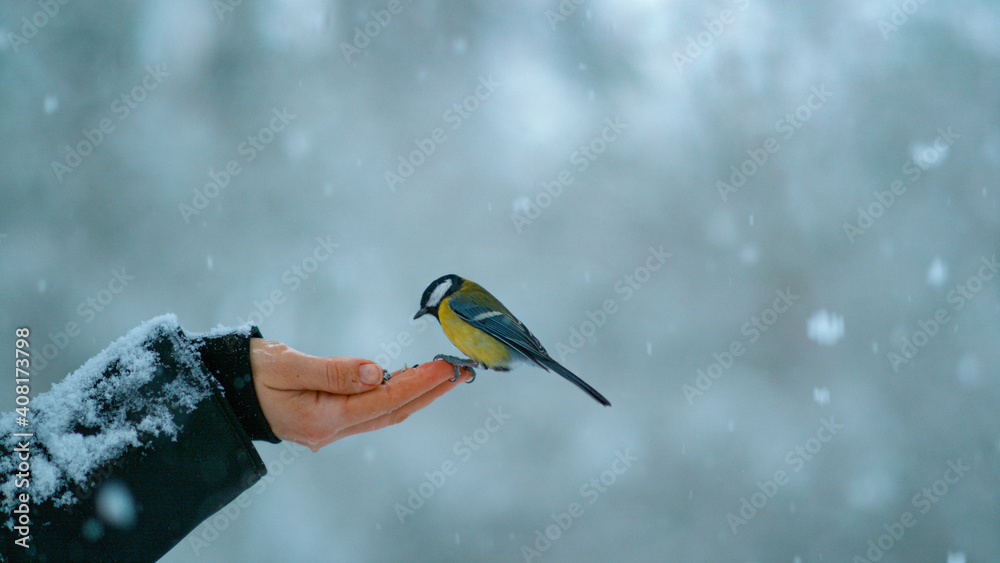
[438,296,512,369]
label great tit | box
[413,274,611,407]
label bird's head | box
[414,274,465,320]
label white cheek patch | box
[427,279,452,307]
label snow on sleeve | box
[189,319,257,339]
[0,314,215,528]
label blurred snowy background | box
[2,0,999,561]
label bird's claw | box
[433,354,477,383]
[383,363,422,384]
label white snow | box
[43,94,59,115]
[813,387,830,406]
[0,314,215,528]
[192,319,257,339]
[96,479,137,529]
[807,310,845,346]
[910,139,950,170]
[927,256,948,287]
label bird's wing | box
[448,285,612,406]
[446,291,549,364]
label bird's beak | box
[414,307,428,320]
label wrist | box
[193,328,280,443]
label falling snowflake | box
[44,94,59,114]
[96,480,136,529]
[807,310,844,346]
[813,387,830,406]
[910,139,950,170]
[927,256,948,287]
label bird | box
[413,274,611,407]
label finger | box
[329,369,469,443]
[269,360,471,451]
[328,360,472,429]
[251,339,384,394]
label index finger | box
[337,360,472,427]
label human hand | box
[250,338,471,451]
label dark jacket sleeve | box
[0,315,278,562]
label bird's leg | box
[433,354,478,383]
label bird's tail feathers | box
[535,356,611,407]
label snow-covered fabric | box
[0,315,268,561]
